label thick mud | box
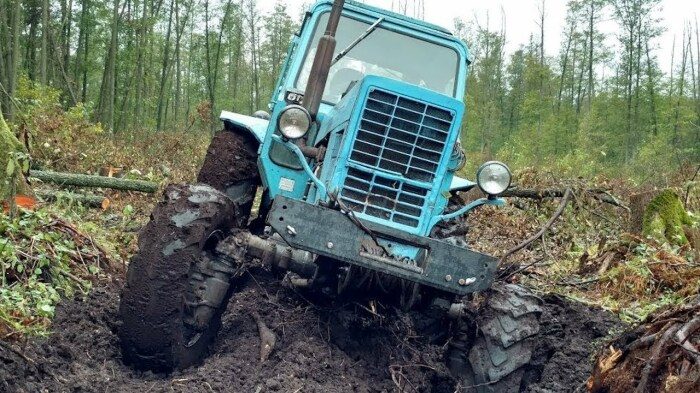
[0,269,622,393]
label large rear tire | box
[118,184,237,372]
[447,284,543,392]
[119,130,261,372]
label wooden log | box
[29,170,158,193]
[36,190,110,209]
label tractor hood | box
[314,75,465,236]
[313,75,464,147]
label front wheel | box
[118,184,238,372]
[447,284,543,392]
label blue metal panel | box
[219,111,269,143]
[257,101,313,201]
[450,176,477,192]
[327,76,465,237]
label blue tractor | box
[119,1,543,391]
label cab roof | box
[310,0,454,38]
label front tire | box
[447,284,543,392]
[118,184,237,372]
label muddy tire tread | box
[448,284,543,393]
[119,184,236,371]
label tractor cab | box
[220,1,509,241]
[285,1,468,112]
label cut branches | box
[589,302,700,393]
[500,188,573,264]
[502,187,629,210]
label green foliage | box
[0,208,95,337]
[456,0,699,183]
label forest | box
[0,0,699,392]
[0,0,697,178]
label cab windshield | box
[295,13,460,104]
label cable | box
[327,192,393,257]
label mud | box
[0,269,623,393]
[197,130,259,194]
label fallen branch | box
[674,315,700,365]
[29,170,158,193]
[500,188,573,264]
[635,324,681,393]
[502,187,629,211]
[500,257,546,281]
[36,190,110,209]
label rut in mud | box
[0,268,622,393]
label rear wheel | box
[119,184,239,371]
[119,129,261,372]
[447,284,543,392]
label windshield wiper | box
[331,17,384,66]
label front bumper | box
[268,196,497,296]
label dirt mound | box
[0,271,622,392]
[524,294,623,392]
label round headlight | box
[476,161,512,196]
[278,105,311,140]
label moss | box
[0,110,31,200]
[642,190,694,245]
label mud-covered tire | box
[447,284,543,392]
[118,184,237,372]
[197,129,260,227]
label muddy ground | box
[1,267,622,393]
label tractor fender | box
[220,110,269,144]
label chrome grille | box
[339,89,454,228]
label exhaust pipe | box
[303,0,345,120]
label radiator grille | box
[349,89,453,183]
[340,89,454,228]
[340,167,428,228]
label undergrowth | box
[469,169,700,324]
[0,207,106,338]
[1,80,209,339]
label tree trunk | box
[96,0,120,131]
[134,0,148,128]
[7,0,21,121]
[156,0,175,131]
[29,170,158,193]
[645,41,659,136]
[557,24,574,111]
[0,109,32,201]
[40,0,49,85]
